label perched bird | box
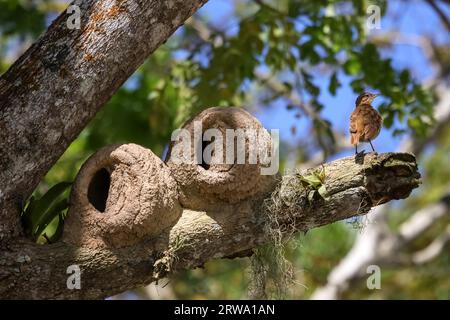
[349,92,382,154]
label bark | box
[0,0,209,240]
[0,146,420,299]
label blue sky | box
[194,0,447,159]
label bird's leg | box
[355,144,358,155]
[369,140,376,152]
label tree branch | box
[425,0,450,31]
[0,0,209,241]
[0,146,420,299]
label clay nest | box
[165,107,279,211]
[63,144,182,248]
[63,107,281,249]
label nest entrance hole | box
[87,168,110,212]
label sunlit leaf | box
[317,185,330,201]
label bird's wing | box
[363,108,382,139]
[349,108,364,144]
[349,110,358,134]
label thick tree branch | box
[0,148,420,299]
[0,0,208,241]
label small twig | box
[425,0,450,31]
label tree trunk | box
[0,0,209,240]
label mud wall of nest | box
[63,107,279,249]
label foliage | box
[0,0,47,37]
[297,165,330,202]
[21,182,71,244]
[177,0,434,145]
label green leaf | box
[23,182,72,240]
[48,214,66,243]
[317,185,330,201]
[343,57,361,75]
[392,128,407,137]
[328,71,340,95]
[33,198,69,240]
[302,73,320,97]
[399,69,410,86]
[383,111,394,128]
[350,78,364,92]
[282,81,293,92]
[408,117,428,137]
[316,166,326,182]
[300,174,322,188]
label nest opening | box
[87,168,110,213]
[197,133,225,171]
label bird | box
[349,92,383,155]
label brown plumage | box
[349,92,383,154]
